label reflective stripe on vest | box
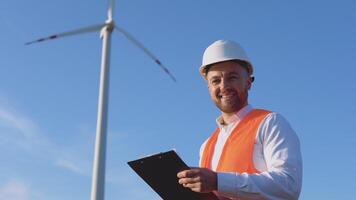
[201,109,271,174]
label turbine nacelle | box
[101,21,115,37]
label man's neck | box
[221,112,236,125]
[221,104,248,124]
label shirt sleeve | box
[216,113,303,200]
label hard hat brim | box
[199,58,253,79]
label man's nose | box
[220,78,230,89]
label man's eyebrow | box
[226,71,240,76]
[208,75,221,80]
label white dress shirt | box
[199,105,302,200]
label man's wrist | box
[213,171,218,190]
[216,172,240,197]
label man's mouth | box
[218,93,236,100]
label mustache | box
[217,89,237,96]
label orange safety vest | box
[201,109,271,174]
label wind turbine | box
[26,1,176,200]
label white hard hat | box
[199,40,253,78]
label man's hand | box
[177,167,217,193]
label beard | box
[213,89,248,114]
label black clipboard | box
[128,150,218,200]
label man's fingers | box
[178,176,201,185]
[182,182,201,189]
[177,169,200,178]
[177,170,188,178]
[182,182,205,193]
[177,168,217,193]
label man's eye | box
[211,79,220,85]
[229,76,239,81]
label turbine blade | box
[108,0,115,21]
[25,23,106,45]
[115,26,177,82]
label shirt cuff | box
[217,172,247,197]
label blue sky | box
[1,0,356,199]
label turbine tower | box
[26,1,176,200]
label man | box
[177,40,302,200]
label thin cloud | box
[0,102,86,175]
[0,180,29,200]
[55,159,86,175]
[0,106,39,140]
[0,102,52,154]
[0,97,135,193]
[0,179,47,200]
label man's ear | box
[247,76,254,90]
[207,82,215,94]
[251,76,255,83]
[206,79,211,89]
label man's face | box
[206,61,252,114]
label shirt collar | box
[216,104,253,127]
